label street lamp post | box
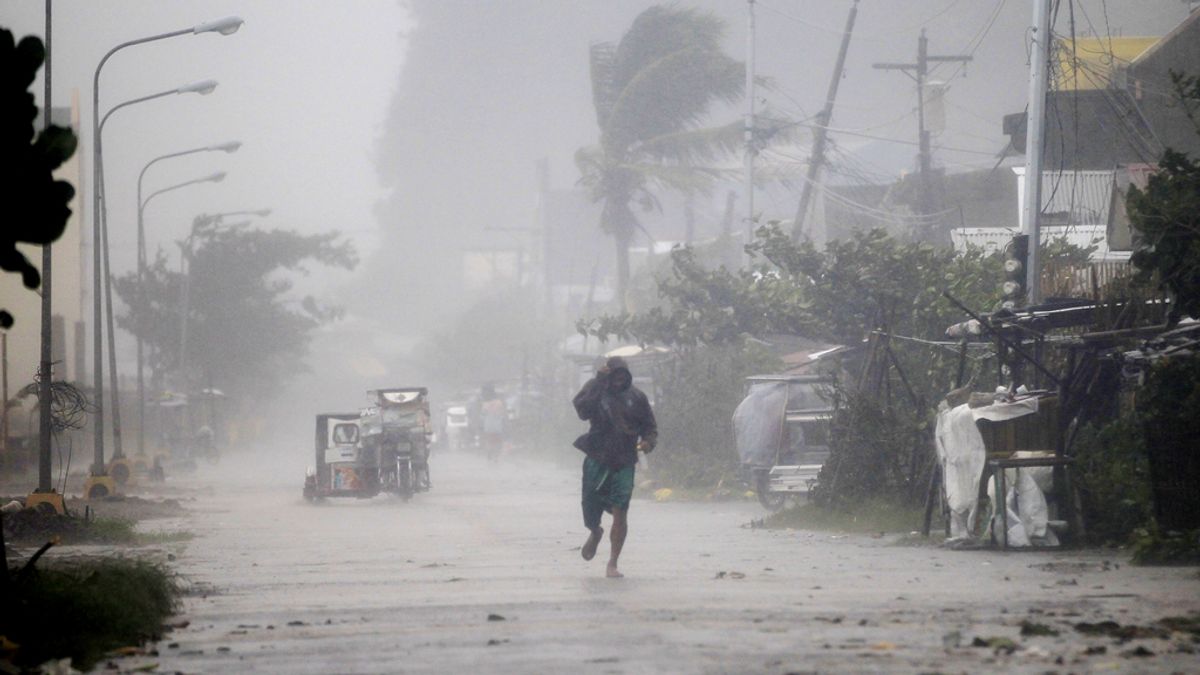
[134,142,240,460]
[136,176,230,396]
[96,80,218,470]
[88,16,242,496]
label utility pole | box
[743,0,756,263]
[792,0,859,243]
[1023,0,1053,306]
[101,174,124,461]
[37,0,54,495]
[873,29,970,238]
[2,333,8,461]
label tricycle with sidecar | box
[303,387,434,501]
[734,375,835,511]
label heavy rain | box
[2,1,1200,673]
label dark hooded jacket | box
[572,356,658,469]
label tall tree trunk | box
[615,228,632,313]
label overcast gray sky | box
[3,0,408,284]
[363,1,1193,324]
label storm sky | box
[2,0,1192,407]
[364,0,1191,325]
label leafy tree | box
[1127,71,1200,323]
[577,6,746,311]
[583,224,1005,352]
[647,342,780,490]
[0,28,77,328]
[580,225,1011,496]
[1128,149,1200,322]
[114,220,356,402]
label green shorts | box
[581,456,635,530]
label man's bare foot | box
[606,562,623,578]
[581,527,603,561]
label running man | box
[572,356,657,578]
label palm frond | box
[610,6,727,92]
[574,145,609,198]
[634,120,744,164]
[588,42,619,129]
[625,162,732,195]
[603,46,743,156]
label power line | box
[756,0,967,45]
[767,117,999,157]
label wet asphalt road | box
[126,450,1199,674]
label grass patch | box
[84,517,140,544]
[138,530,193,544]
[1,558,180,670]
[763,499,931,535]
[88,518,193,545]
[4,513,191,546]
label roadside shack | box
[934,288,1180,548]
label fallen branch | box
[15,537,59,584]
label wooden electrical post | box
[873,30,971,238]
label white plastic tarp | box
[935,402,987,540]
[734,381,787,467]
[987,451,1059,547]
[934,396,1050,546]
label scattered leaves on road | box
[1019,620,1059,637]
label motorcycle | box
[303,387,434,502]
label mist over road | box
[139,451,1199,674]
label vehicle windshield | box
[786,382,832,411]
[332,423,359,444]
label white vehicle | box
[734,375,835,510]
[444,405,470,450]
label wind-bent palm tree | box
[577,6,745,311]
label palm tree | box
[577,6,745,311]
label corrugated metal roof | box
[1013,168,1116,228]
[950,224,1128,262]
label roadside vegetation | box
[1,557,180,671]
[4,511,190,546]
[575,63,1200,561]
[582,225,1013,499]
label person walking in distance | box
[480,384,507,461]
[572,356,657,578]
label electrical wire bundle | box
[19,378,92,434]
[19,375,94,492]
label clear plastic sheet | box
[734,381,788,467]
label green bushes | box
[811,386,931,510]
[1072,415,1153,545]
[1071,355,1200,559]
[1139,355,1200,532]
[647,342,780,489]
[2,559,179,670]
